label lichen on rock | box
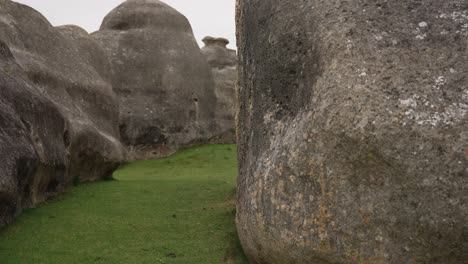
[236,0,468,263]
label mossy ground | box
[0,144,247,264]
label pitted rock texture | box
[236,1,468,263]
[93,0,217,160]
[0,0,124,225]
[201,36,237,143]
[57,25,114,83]
[0,39,68,226]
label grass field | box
[0,144,247,264]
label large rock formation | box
[93,0,217,160]
[201,37,238,143]
[0,0,124,225]
[0,39,68,225]
[236,1,467,263]
[54,25,125,182]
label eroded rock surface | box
[0,39,68,225]
[93,0,217,160]
[236,0,468,263]
[201,36,237,143]
[0,0,124,225]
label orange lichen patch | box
[319,206,334,222]
[309,160,317,178]
[344,245,386,264]
[359,208,373,225]
[344,247,361,263]
[317,239,333,253]
[310,161,339,246]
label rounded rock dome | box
[100,0,192,33]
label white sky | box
[13,0,236,49]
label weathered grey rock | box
[0,39,68,225]
[202,36,237,69]
[201,36,237,143]
[0,0,124,225]
[93,0,217,160]
[57,25,114,83]
[236,1,468,263]
[53,24,124,182]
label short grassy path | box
[0,145,247,264]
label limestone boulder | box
[201,37,237,143]
[201,36,237,69]
[0,39,68,225]
[54,24,124,182]
[56,25,114,83]
[0,0,124,225]
[93,0,217,160]
[236,0,468,263]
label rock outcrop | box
[93,0,217,160]
[236,1,468,263]
[0,39,68,225]
[201,37,237,143]
[0,0,124,225]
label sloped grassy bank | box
[0,144,247,264]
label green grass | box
[0,144,247,264]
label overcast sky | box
[14,0,236,49]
